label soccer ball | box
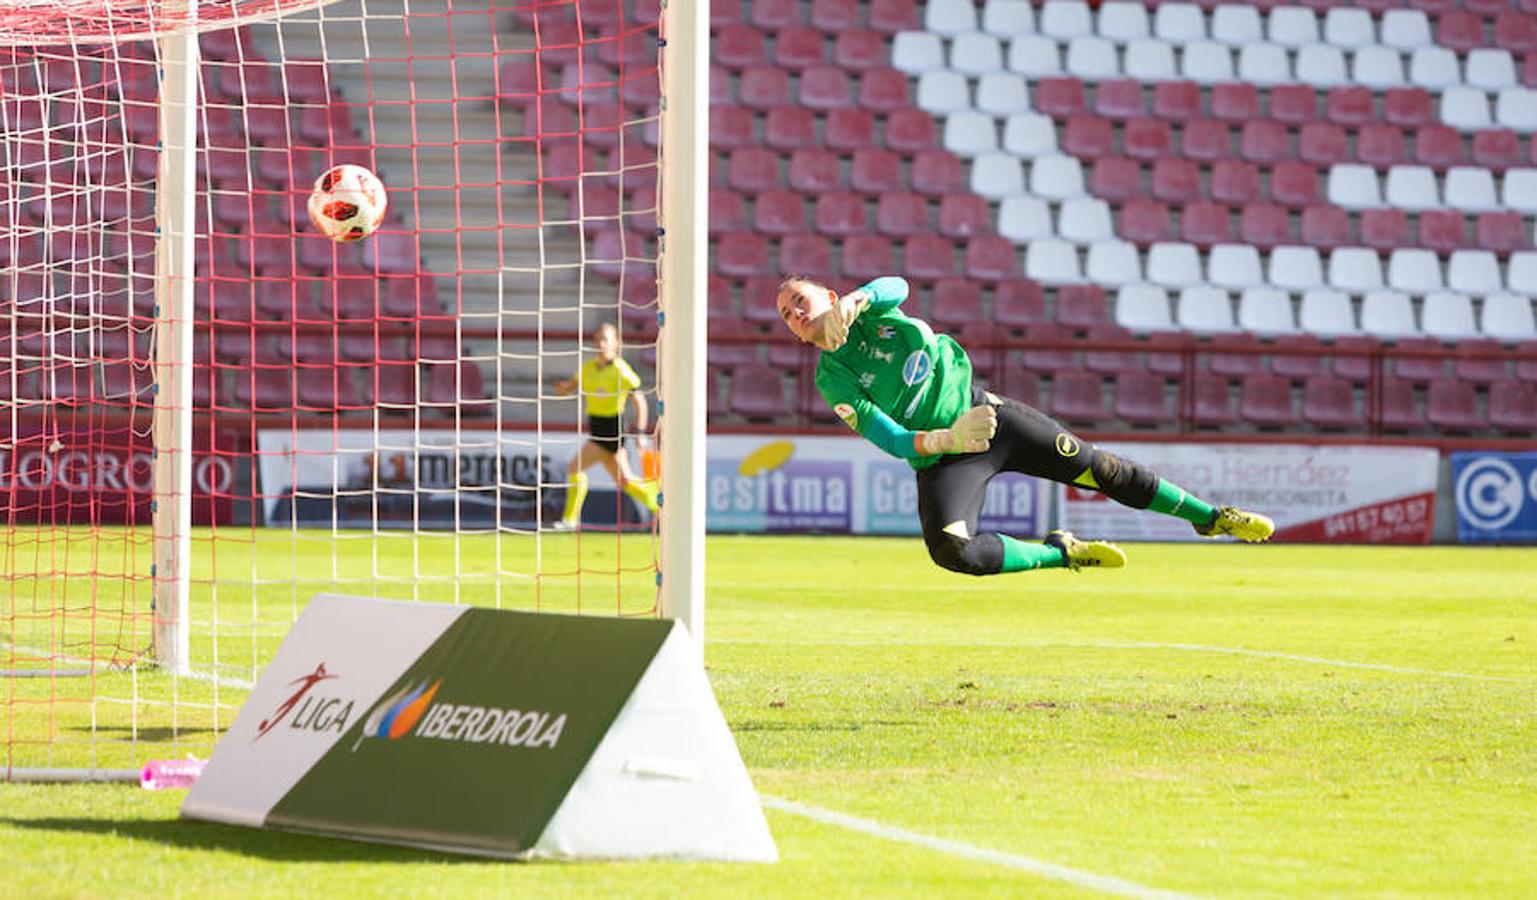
[307,164,387,243]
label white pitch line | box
[712,637,1525,684]
[761,795,1199,900]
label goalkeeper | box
[774,275,1273,574]
[550,322,659,531]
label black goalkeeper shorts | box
[588,414,623,454]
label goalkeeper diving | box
[774,275,1273,574]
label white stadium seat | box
[1211,6,1263,46]
[1084,239,1143,286]
[1381,10,1432,51]
[1207,243,1265,290]
[950,32,1005,77]
[925,0,979,37]
[1007,35,1064,77]
[1298,288,1358,335]
[1328,247,1384,293]
[1447,250,1504,296]
[1507,251,1537,295]
[1359,290,1418,338]
[1182,41,1235,84]
[1238,287,1299,334]
[1443,167,1500,213]
[1057,196,1114,243]
[943,111,998,155]
[1466,49,1517,91]
[1238,43,1292,85]
[892,32,946,75]
[1387,248,1444,294]
[1322,8,1375,49]
[1352,46,1406,89]
[1496,88,1537,134]
[1003,113,1059,157]
[1409,46,1461,91]
[1040,0,1093,40]
[1124,38,1178,81]
[971,152,1027,198]
[976,72,1031,115]
[1502,169,1537,215]
[1327,164,1383,209]
[1384,165,1441,211]
[1146,242,1204,288]
[1115,285,1175,331]
[1177,287,1238,332]
[1268,7,1320,48]
[998,194,1054,241]
[915,70,971,114]
[1096,1,1150,42]
[1028,154,1085,200]
[1295,44,1349,88]
[1481,293,1537,340]
[1269,246,1325,292]
[1441,86,1493,131]
[1153,2,1205,42]
[1420,292,1478,339]
[982,0,1035,38]
[1025,237,1084,283]
[1065,36,1120,79]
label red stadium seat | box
[1271,334,1330,380]
[1182,120,1233,163]
[1332,335,1380,383]
[1182,201,1235,246]
[1383,88,1436,129]
[1063,115,1114,158]
[1190,374,1240,428]
[1360,209,1411,251]
[1301,375,1364,429]
[717,232,771,276]
[938,193,992,238]
[1034,78,1087,117]
[1497,11,1537,54]
[710,189,748,234]
[850,148,904,194]
[1472,129,1524,170]
[1120,199,1177,245]
[1057,285,1111,330]
[787,148,840,193]
[799,66,853,110]
[1151,81,1201,121]
[1083,324,1141,375]
[1089,157,1143,202]
[1093,79,1146,119]
[875,192,928,237]
[1489,379,1537,433]
[1437,10,1485,53]
[834,30,887,70]
[866,0,919,32]
[929,278,985,330]
[1269,85,1318,126]
[753,190,806,235]
[1418,210,1471,254]
[904,235,958,281]
[885,109,938,153]
[857,68,910,111]
[824,109,877,153]
[1476,211,1529,254]
[1239,120,1289,164]
[1212,160,1263,205]
[1114,370,1173,425]
[1357,124,1408,168]
[1299,123,1350,166]
[1212,83,1261,122]
[965,237,1019,281]
[738,66,791,109]
[780,232,833,277]
[727,147,781,192]
[1050,369,1111,426]
[1151,158,1201,203]
[995,367,1041,405]
[764,107,817,151]
[729,365,790,420]
[1239,203,1292,251]
[812,0,861,29]
[1392,338,1451,383]
[1413,126,1466,170]
[1426,378,1486,431]
[1270,163,1321,207]
[814,192,869,236]
[750,0,802,29]
[1300,205,1352,251]
[994,279,1049,330]
[1453,339,1511,385]
[775,27,826,69]
[1124,118,1174,161]
[911,150,964,196]
[1325,86,1374,127]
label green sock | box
[561,472,588,523]
[999,535,1066,572]
[1146,478,1216,527]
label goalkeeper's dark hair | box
[777,274,825,295]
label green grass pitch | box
[4,535,1535,897]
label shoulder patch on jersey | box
[834,403,857,429]
[901,349,932,386]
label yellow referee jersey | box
[576,356,641,417]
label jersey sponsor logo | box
[858,372,876,388]
[859,341,894,363]
[876,325,896,340]
[1055,433,1080,458]
[354,677,567,751]
[901,349,932,386]
[834,403,857,429]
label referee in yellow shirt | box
[550,322,659,530]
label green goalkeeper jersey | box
[813,276,974,470]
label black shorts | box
[915,388,1095,551]
[588,414,623,454]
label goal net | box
[1,0,705,777]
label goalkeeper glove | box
[920,404,997,455]
[818,290,869,351]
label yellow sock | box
[623,479,659,514]
[561,472,588,523]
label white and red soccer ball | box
[307,164,387,243]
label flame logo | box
[352,678,441,751]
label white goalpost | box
[1,0,706,778]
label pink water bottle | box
[140,758,207,790]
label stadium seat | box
[1082,323,1140,375]
[1237,286,1297,334]
[1299,123,1349,167]
[1422,292,1479,339]
[787,148,839,193]
[1475,211,1529,254]
[1359,208,1411,252]
[1298,288,1357,336]
[915,70,970,114]
[728,365,789,420]
[1452,338,1511,385]
[1113,370,1174,426]
[1238,44,1290,87]
[764,107,816,151]
[892,32,943,74]
[1034,77,1088,117]
[859,68,912,111]
[1147,242,1203,288]
[1239,203,1292,251]
[753,191,805,235]
[1177,287,1238,333]
[1211,83,1261,122]
[1020,323,1079,373]
[925,0,977,35]
[1190,374,1240,428]
[1154,3,1204,42]
[872,192,926,238]
[1058,197,1113,243]
[779,232,832,275]
[976,72,1030,116]
[1482,292,1537,339]
[1301,375,1364,430]
[834,30,886,70]
[911,151,966,196]
[1391,337,1450,383]
[1027,155,1085,201]
[1056,284,1110,331]
[1050,369,1111,426]
[998,195,1053,242]
[1489,380,1537,433]
[1094,79,1147,119]
[1360,291,1419,338]
[1301,206,1353,252]
[965,236,1020,281]
[1183,202,1236,247]
[1447,249,1503,294]
[1063,115,1114,158]
[751,0,802,29]
[1211,5,1261,46]
[1085,240,1143,287]
[800,66,853,110]
[1151,81,1202,121]
[1358,125,1409,169]
[728,148,781,193]
[1270,85,1319,127]
[1213,161,1263,205]
[775,27,826,70]
[1270,334,1329,380]
[868,0,920,33]
[938,193,992,238]
[1089,157,1144,202]
[1426,379,1487,432]
[815,192,868,236]
[983,0,1035,37]
[885,109,939,154]
[1115,284,1174,332]
[1120,200,1176,246]
[904,235,957,281]
[1007,35,1064,78]
[1328,247,1384,293]
[994,278,1048,330]
[738,66,792,109]
[1127,119,1176,161]
[1240,373,1297,428]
